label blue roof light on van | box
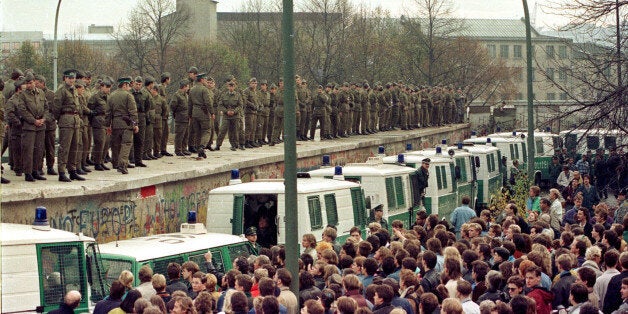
[333,166,345,181]
[378,146,385,155]
[546,127,551,132]
[322,155,331,167]
[512,131,517,137]
[457,142,463,149]
[187,211,197,224]
[229,169,242,185]
[436,146,442,154]
[406,143,412,151]
[33,206,50,231]
[397,154,405,164]
[496,126,501,132]
[442,139,447,145]
[486,138,492,145]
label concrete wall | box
[2,125,469,243]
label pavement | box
[1,124,468,203]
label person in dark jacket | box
[524,266,553,314]
[372,284,396,314]
[416,158,430,207]
[477,270,506,303]
[48,291,82,314]
[604,252,628,313]
[299,271,321,305]
[420,251,441,294]
[165,262,188,295]
[93,280,125,314]
[551,254,576,309]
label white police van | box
[1,208,106,313]
[464,136,527,181]
[205,170,368,245]
[308,155,421,229]
[460,144,503,210]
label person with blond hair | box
[441,297,463,314]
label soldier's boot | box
[1,177,10,184]
[188,146,197,153]
[215,145,220,151]
[245,141,254,149]
[47,167,58,175]
[101,164,111,171]
[76,168,88,175]
[95,164,105,171]
[59,172,72,182]
[25,173,35,182]
[197,149,207,159]
[69,170,86,181]
[82,165,92,173]
[32,172,47,180]
[239,145,246,151]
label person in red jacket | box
[525,266,554,314]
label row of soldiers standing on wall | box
[175,67,467,153]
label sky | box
[1,0,567,37]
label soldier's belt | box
[62,111,79,115]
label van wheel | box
[534,172,542,186]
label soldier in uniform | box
[267,83,278,145]
[421,86,431,127]
[159,73,172,156]
[0,79,9,183]
[34,75,57,175]
[142,76,156,160]
[257,80,271,145]
[187,67,199,153]
[107,77,139,174]
[338,83,352,137]
[54,70,83,182]
[171,80,190,156]
[242,78,259,148]
[130,77,148,167]
[360,83,370,135]
[295,76,309,140]
[398,85,409,130]
[416,158,430,207]
[368,84,379,133]
[6,80,26,177]
[310,85,328,141]
[151,84,166,158]
[301,79,312,140]
[269,80,285,146]
[75,80,91,175]
[216,81,243,151]
[3,69,24,100]
[204,76,217,151]
[17,74,48,181]
[88,77,112,171]
[351,83,362,135]
[188,73,213,158]
[77,72,94,168]
[324,83,334,139]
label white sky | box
[1,0,567,37]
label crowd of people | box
[51,178,628,314]
[0,67,466,182]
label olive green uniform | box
[242,87,259,146]
[142,87,155,158]
[6,93,23,175]
[257,89,271,144]
[337,89,352,137]
[107,88,138,171]
[310,90,328,140]
[18,87,48,176]
[158,84,170,154]
[296,85,310,139]
[54,83,82,174]
[131,88,148,163]
[77,94,91,170]
[170,90,189,154]
[189,82,213,153]
[152,93,166,156]
[42,88,57,172]
[88,90,109,166]
[216,89,243,150]
[270,88,285,143]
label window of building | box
[513,45,522,58]
[500,45,509,58]
[546,45,555,59]
[558,68,567,81]
[487,44,496,58]
[559,46,567,59]
[515,67,523,81]
[516,93,524,100]
[560,93,568,100]
[547,68,555,80]
[547,93,556,100]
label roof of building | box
[455,18,542,39]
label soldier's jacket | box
[54,84,81,129]
[41,88,57,131]
[444,91,453,106]
[338,90,352,112]
[383,89,393,106]
[259,90,271,116]
[312,91,328,114]
[360,89,370,112]
[142,87,155,123]
[210,87,220,115]
[242,87,259,114]
[189,83,213,120]
[106,88,138,130]
[274,89,285,118]
[79,94,90,127]
[152,93,166,127]
[296,85,310,109]
[170,90,189,123]
[329,91,338,115]
[88,90,109,129]
[218,90,243,120]
[18,88,48,131]
[369,90,378,112]
[351,88,361,111]
[398,92,408,110]
[131,88,150,114]
[378,90,389,111]
[5,93,23,127]
[2,79,15,100]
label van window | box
[565,134,577,151]
[38,243,87,310]
[101,258,133,283]
[509,144,515,160]
[436,166,443,189]
[228,243,255,260]
[350,187,367,227]
[487,154,494,173]
[232,195,244,235]
[307,196,324,230]
[189,251,225,274]
[587,136,600,150]
[385,177,397,209]
[153,256,185,278]
[324,194,339,226]
[604,136,616,149]
[394,176,405,208]
[496,151,503,172]
[440,166,448,189]
[455,158,467,182]
[409,171,421,206]
[521,143,527,162]
[535,139,544,155]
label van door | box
[232,194,244,235]
[242,194,279,248]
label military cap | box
[228,74,236,81]
[259,79,268,85]
[144,76,155,85]
[23,73,35,82]
[75,80,86,88]
[101,77,114,86]
[117,77,132,84]
[178,79,188,88]
[392,82,398,87]
[270,83,277,89]
[249,77,257,83]
[76,71,85,79]
[278,78,284,82]
[196,72,207,80]
[134,76,143,83]
[227,81,236,86]
[188,66,199,74]
[63,69,77,78]
[363,83,370,89]
[14,79,25,88]
[326,83,333,88]
[342,82,349,87]
[302,79,307,83]
[295,75,301,79]
[12,68,24,78]
[35,75,46,82]
[160,72,171,80]
[317,85,323,89]
[245,226,257,236]
[84,71,92,78]
[373,204,384,212]
[422,158,431,164]
[207,76,215,82]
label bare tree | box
[114,10,153,76]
